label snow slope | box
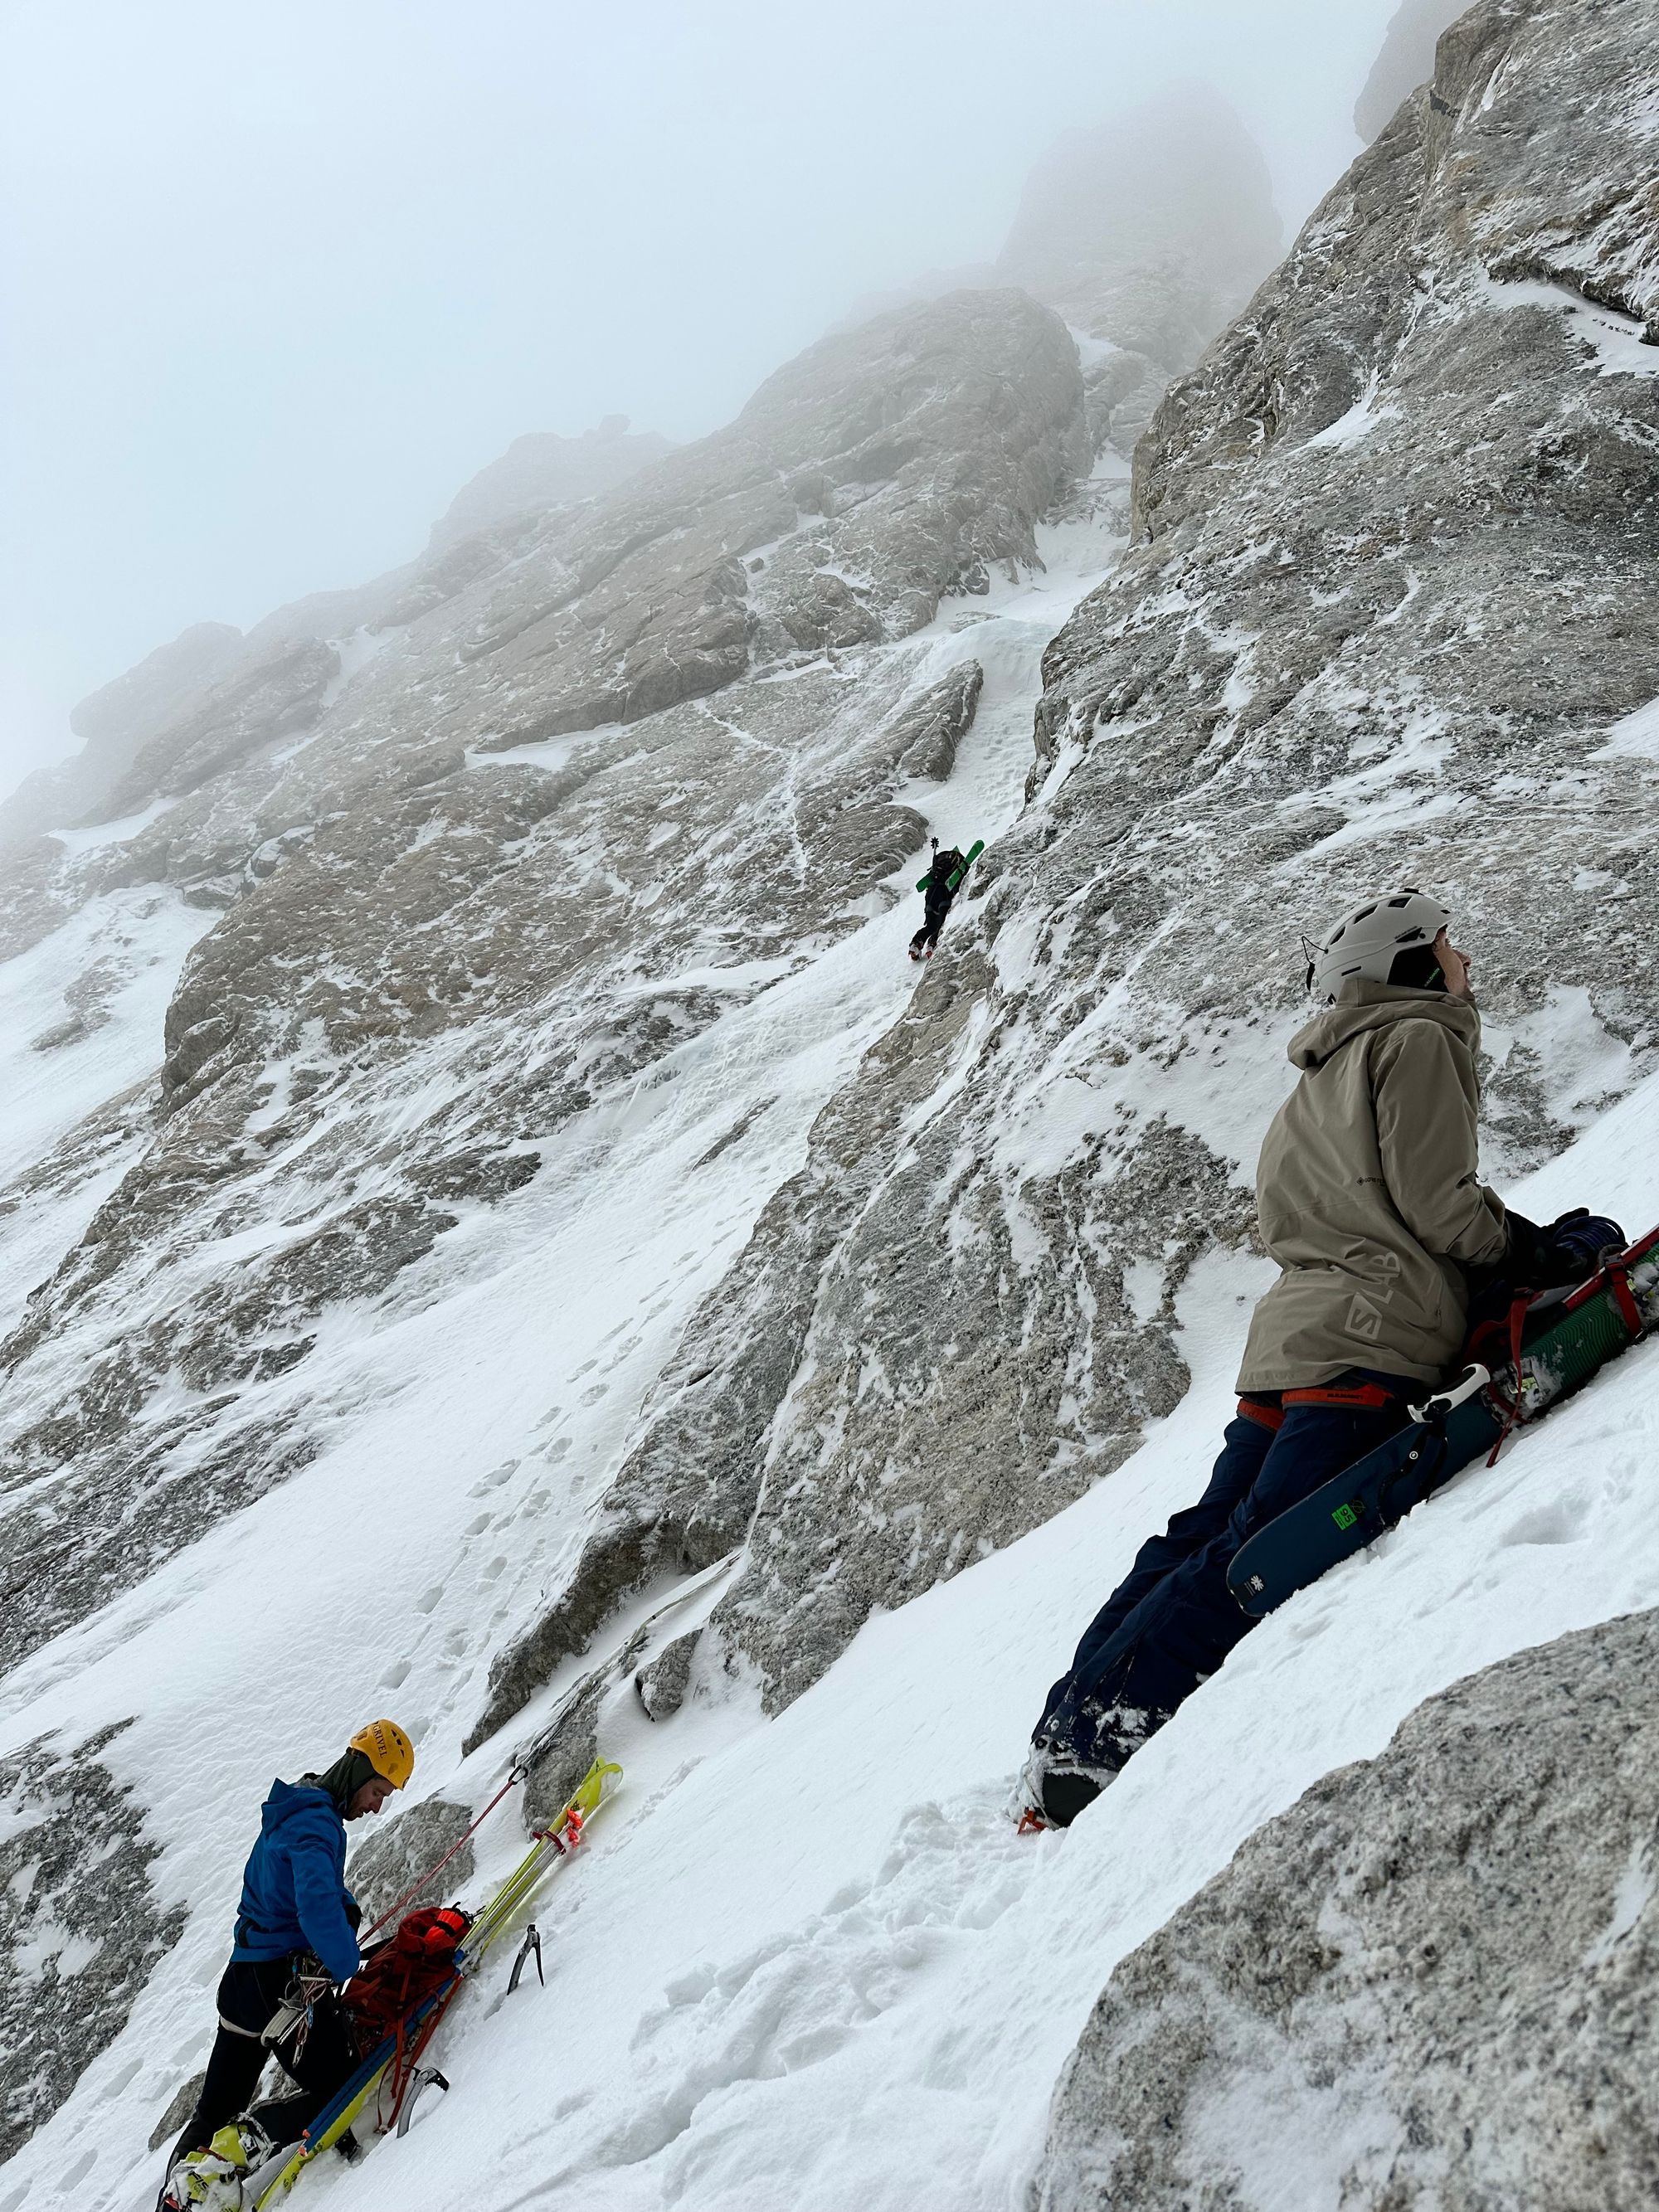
[11,999,1659,2212]
[0,521,1121,2212]
[289,1072,1659,2212]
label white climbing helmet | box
[1306,889,1451,1003]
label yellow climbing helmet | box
[349,1718,415,1790]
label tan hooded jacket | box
[1237,980,1508,1393]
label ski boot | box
[158,2119,275,2210]
[1014,1743,1112,1832]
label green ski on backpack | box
[916,839,984,892]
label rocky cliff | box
[0,272,1105,2151]
[995,85,1283,459]
[841,86,1283,475]
[540,0,1659,1770]
[1,3,1656,2200]
[1355,0,1473,142]
[0,287,1087,1680]
[426,416,675,551]
[1038,1606,1659,2209]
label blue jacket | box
[230,1779,362,1985]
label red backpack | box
[343,1906,472,2051]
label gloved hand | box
[1501,1210,1550,1286]
[1504,1208,1625,1289]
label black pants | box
[173,1958,360,2165]
[1034,1370,1411,1774]
[910,893,953,955]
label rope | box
[361,1772,523,1942]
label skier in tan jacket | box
[1022,890,1574,1828]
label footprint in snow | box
[583,1791,1035,2176]
[1498,1495,1592,1548]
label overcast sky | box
[1,0,1408,800]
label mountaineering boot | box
[158,2119,275,2210]
[1014,1742,1113,1831]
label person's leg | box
[1022,1407,1278,1824]
[169,1962,289,2165]
[251,1996,363,2149]
[1070,1379,1411,1761]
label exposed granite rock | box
[148,2071,205,2154]
[1356,0,1472,142]
[1036,1606,1659,2210]
[0,1723,187,2165]
[885,661,984,780]
[635,1628,700,1723]
[345,1796,479,1924]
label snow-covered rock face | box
[0,1725,185,2168]
[1037,1604,1659,2209]
[0,281,1102,2159]
[1355,0,1475,143]
[585,0,1659,1733]
[0,288,1086,1684]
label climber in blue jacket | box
[163,1721,414,2193]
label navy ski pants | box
[1034,1370,1411,1773]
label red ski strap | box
[1486,1292,1533,1466]
[1607,1262,1642,1337]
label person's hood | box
[1287,978,1481,1072]
[260,1777,345,1840]
[299,1747,377,1818]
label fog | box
[1,0,1408,800]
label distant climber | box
[161,1719,414,2205]
[910,835,983,961]
[1019,892,1607,1830]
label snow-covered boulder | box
[1038,1605,1659,2209]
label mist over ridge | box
[4,0,1413,798]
